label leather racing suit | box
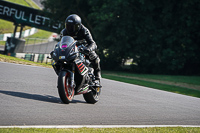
[60,24,101,80]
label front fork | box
[54,62,76,89]
[69,63,75,89]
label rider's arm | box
[82,26,97,52]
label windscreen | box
[60,36,75,49]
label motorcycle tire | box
[58,71,74,104]
[83,86,101,104]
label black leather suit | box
[60,24,101,80]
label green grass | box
[26,30,52,39]
[0,20,31,34]
[0,29,52,45]
[103,74,200,98]
[24,30,52,44]
[0,54,52,68]
[103,71,200,85]
[0,0,41,34]
[0,127,200,133]
[5,0,41,9]
[0,41,6,45]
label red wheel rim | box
[64,72,74,100]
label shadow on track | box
[0,90,85,104]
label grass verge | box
[24,29,53,44]
[103,74,200,98]
[0,54,51,68]
[103,71,200,85]
[0,29,52,45]
[6,0,41,9]
[0,127,200,133]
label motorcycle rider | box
[59,14,101,81]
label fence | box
[24,38,56,54]
[21,38,57,63]
[0,38,58,63]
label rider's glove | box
[83,47,91,54]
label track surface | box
[0,62,200,126]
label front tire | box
[58,71,74,104]
[83,86,101,104]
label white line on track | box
[0,125,200,128]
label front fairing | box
[58,43,78,62]
[53,36,79,62]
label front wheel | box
[83,86,101,104]
[58,71,74,104]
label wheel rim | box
[64,72,74,100]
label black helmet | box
[65,14,81,35]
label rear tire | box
[58,71,74,104]
[83,86,101,104]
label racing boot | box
[92,57,101,80]
[89,52,101,80]
[94,67,101,80]
[92,58,101,87]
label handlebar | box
[78,45,90,55]
[47,56,52,59]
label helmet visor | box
[66,23,80,34]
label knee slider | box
[89,51,98,60]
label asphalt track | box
[0,62,200,126]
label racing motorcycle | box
[49,36,101,104]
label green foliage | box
[41,0,200,75]
[89,0,200,75]
[41,0,91,28]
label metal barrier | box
[0,38,58,63]
[1,38,57,63]
[23,38,56,54]
[22,38,57,63]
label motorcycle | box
[49,36,101,104]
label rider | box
[60,14,101,81]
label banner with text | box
[0,0,63,33]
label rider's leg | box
[89,51,101,80]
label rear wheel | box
[58,71,74,104]
[83,86,101,104]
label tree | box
[89,0,200,74]
[42,0,200,75]
[41,0,92,33]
